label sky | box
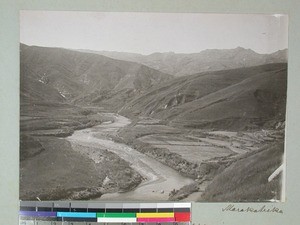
[20,11,288,55]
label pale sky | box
[20,11,288,55]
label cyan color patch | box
[57,212,96,218]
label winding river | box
[66,113,193,201]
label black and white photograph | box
[20,11,288,202]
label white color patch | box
[97,218,137,223]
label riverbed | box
[66,113,193,201]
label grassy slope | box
[121,63,287,131]
[173,66,286,130]
[20,137,106,200]
[20,136,143,201]
[201,141,284,202]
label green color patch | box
[96,213,136,218]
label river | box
[66,113,193,201]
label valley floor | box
[20,108,284,202]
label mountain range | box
[21,44,287,131]
[78,47,287,77]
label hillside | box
[121,63,287,131]
[201,141,284,202]
[20,44,172,106]
[80,47,287,77]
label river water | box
[66,113,193,201]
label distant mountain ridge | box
[78,47,287,77]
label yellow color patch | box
[136,213,174,218]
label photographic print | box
[20,11,288,202]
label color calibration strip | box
[20,202,191,223]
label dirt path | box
[66,113,193,200]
